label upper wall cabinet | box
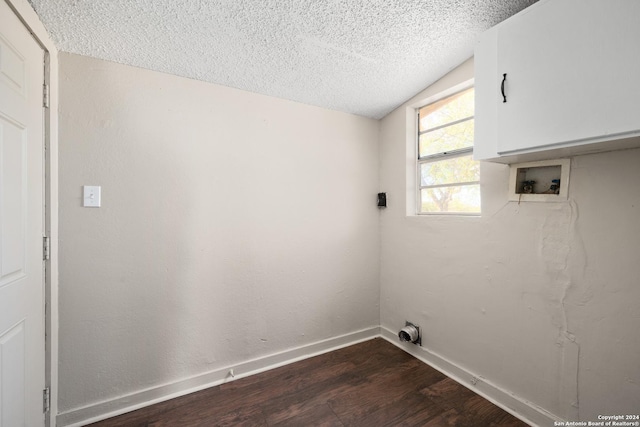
[474,0,640,163]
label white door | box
[0,0,46,426]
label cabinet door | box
[496,0,640,155]
[473,26,499,160]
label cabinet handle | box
[501,73,507,103]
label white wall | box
[58,53,380,416]
[58,51,640,424]
[379,58,640,422]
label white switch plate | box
[83,186,101,207]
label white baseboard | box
[56,326,380,427]
[58,326,560,427]
[379,327,561,427]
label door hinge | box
[43,387,50,413]
[42,83,49,108]
[43,236,50,261]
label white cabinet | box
[474,0,640,162]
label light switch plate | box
[83,186,101,207]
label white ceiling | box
[28,0,536,119]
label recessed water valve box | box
[508,159,570,202]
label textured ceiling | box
[28,0,536,119]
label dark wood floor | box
[88,338,529,426]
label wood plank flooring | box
[88,338,529,426]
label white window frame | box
[415,84,479,216]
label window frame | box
[415,85,480,216]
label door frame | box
[3,0,58,425]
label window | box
[417,87,480,214]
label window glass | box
[420,155,479,187]
[419,119,474,158]
[417,86,480,215]
[420,185,481,214]
[418,87,474,132]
